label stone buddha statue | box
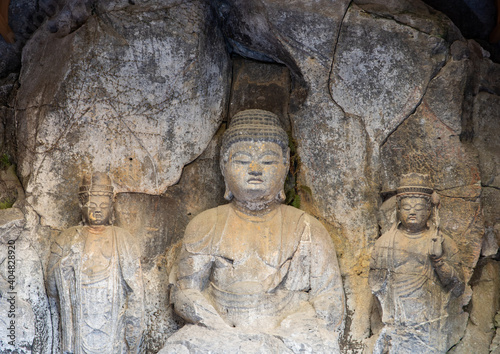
[163,109,345,353]
[47,172,144,354]
[369,173,465,354]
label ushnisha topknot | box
[221,109,289,161]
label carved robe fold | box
[166,203,345,353]
[369,224,464,354]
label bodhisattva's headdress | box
[396,172,440,227]
[79,172,114,204]
[220,109,289,163]
[396,173,434,200]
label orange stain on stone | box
[0,0,15,44]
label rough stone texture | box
[370,180,468,353]
[165,108,345,352]
[380,65,484,283]
[0,0,33,78]
[472,93,500,188]
[0,164,24,208]
[8,0,229,352]
[450,259,500,354]
[0,0,499,352]
[115,128,226,352]
[293,2,460,349]
[228,57,291,130]
[0,72,18,162]
[15,0,230,228]
[160,326,296,354]
[206,0,494,350]
[473,91,500,256]
[0,208,51,353]
[330,6,448,145]
[46,172,145,354]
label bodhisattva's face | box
[398,197,431,233]
[224,141,287,205]
[82,195,113,226]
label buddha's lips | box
[248,178,263,184]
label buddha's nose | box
[249,162,262,175]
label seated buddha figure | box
[369,173,465,354]
[164,109,345,353]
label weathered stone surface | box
[473,92,500,188]
[213,0,471,349]
[474,63,500,256]
[0,0,498,352]
[0,207,24,244]
[115,129,225,351]
[47,173,145,353]
[450,259,500,354]
[491,328,500,354]
[228,57,291,130]
[16,0,230,227]
[0,209,51,353]
[160,325,293,354]
[0,164,25,208]
[354,0,463,42]
[370,174,467,353]
[331,5,448,144]
[481,187,500,257]
[380,103,483,282]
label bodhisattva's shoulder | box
[111,225,133,237]
[374,224,398,246]
[111,225,140,247]
[50,226,83,256]
[55,225,82,245]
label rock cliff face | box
[0,0,499,352]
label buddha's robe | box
[369,223,464,353]
[47,226,144,354]
[167,203,345,353]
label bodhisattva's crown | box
[396,173,433,197]
[79,172,114,196]
[221,109,289,158]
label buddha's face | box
[82,194,113,226]
[224,141,287,204]
[398,197,431,233]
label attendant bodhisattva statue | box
[47,173,144,353]
[369,173,464,353]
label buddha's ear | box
[223,181,233,201]
[277,189,286,203]
[220,160,225,177]
[220,150,229,177]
